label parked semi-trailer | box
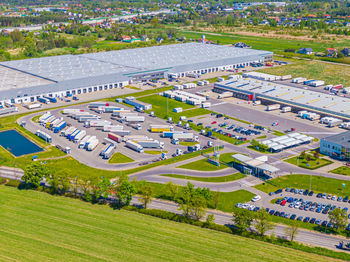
[103,125,123,132]
[173,132,197,141]
[201,102,211,108]
[69,129,80,140]
[107,133,122,143]
[79,135,91,148]
[78,116,101,123]
[97,106,121,113]
[124,135,149,142]
[309,80,325,87]
[100,144,115,159]
[126,140,144,153]
[49,118,61,129]
[84,136,97,149]
[43,96,57,103]
[303,79,315,85]
[281,106,291,113]
[266,104,280,111]
[37,97,50,104]
[54,121,66,133]
[112,110,131,116]
[72,112,92,119]
[36,130,52,143]
[149,125,174,133]
[62,108,84,115]
[42,115,55,126]
[24,103,42,110]
[87,138,99,151]
[39,112,51,123]
[112,130,131,136]
[292,77,307,84]
[61,126,75,137]
[124,115,145,122]
[66,128,78,139]
[88,102,110,108]
[85,120,112,127]
[135,140,164,149]
[116,112,138,118]
[73,130,86,143]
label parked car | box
[303,217,310,223]
[315,219,321,225]
[297,216,303,221]
[290,214,296,220]
[309,218,316,224]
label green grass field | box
[260,57,350,86]
[330,166,350,176]
[144,150,167,155]
[285,154,333,170]
[160,173,245,183]
[179,141,198,146]
[177,158,227,171]
[0,186,338,262]
[255,174,350,197]
[108,153,134,164]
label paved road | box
[135,197,349,251]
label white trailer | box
[172,132,195,140]
[201,102,211,108]
[124,135,149,142]
[86,120,112,127]
[309,80,325,87]
[79,135,91,148]
[24,103,42,110]
[218,92,233,99]
[292,77,307,84]
[39,112,51,123]
[281,106,291,113]
[281,75,292,80]
[341,122,350,130]
[62,108,84,115]
[73,130,87,143]
[103,125,124,132]
[124,116,145,122]
[266,104,280,111]
[135,140,164,149]
[87,138,99,151]
[126,140,144,153]
[61,126,75,137]
[115,112,138,118]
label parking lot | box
[27,101,215,167]
[238,187,350,230]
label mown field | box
[0,186,340,262]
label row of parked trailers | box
[39,112,67,133]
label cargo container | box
[281,106,291,113]
[87,138,99,151]
[69,129,80,140]
[85,120,112,128]
[73,130,86,142]
[71,112,92,119]
[39,112,51,123]
[149,125,174,133]
[88,102,110,108]
[103,125,123,132]
[66,128,77,139]
[108,133,122,143]
[43,96,57,103]
[112,110,132,116]
[135,140,164,149]
[36,130,52,143]
[100,144,115,159]
[79,135,91,148]
[84,136,97,148]
[0,107,18,115]
[218,92,233,99]
[266,104,280,111]
[281,75,292,80]
[62,108,84,115]
[303,79,315,85]
[292,77,307,84]
[54,121,66,133]
[112,130,131,136]
[124,135,149,141]
[116,112,138,118]
[309,80,324,87]
[24,103,42,110]
[37,97,50,104]
[173,107,183,113]
[49,118,61,129]
[201,102,211,108]
[124,115,145,122]
[126,140,144,153]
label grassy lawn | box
[331,166,350,176]
[273,130,286,137]
[179,141,198,146]
[144,150,167,155]
[247,145,271,154]
[255,174,350,197]
[177,158,227,171]
[260,57,350,86]
[285,154,333,170]
[160,173,245,183]
[0,186,336,262]
[109,153,134,164]
[257,135,267,139]
[219,152,237,166]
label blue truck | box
[54,121,66,133]
[37,97,50,104]
[43,96,57,103]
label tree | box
[329,208,347,232]
[205,214,215,226]
[313,151,319,159]
[138,183,153,209]
[115,175,136,207]
[190,195,207,220]
[254,209,274,236]
[284,222,299,242]
[23,162,50,188]
[90,176,111,203]
[300,151,306,159]
[212,191,220,209]
[232,209,254,233]
[166,181,179,200]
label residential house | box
[298,47,313,55]
[326,48,338,57]
[341,48,350,57]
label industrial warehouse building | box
[214,78,350,120]
[0,43,272,105]
[320,131,350,160]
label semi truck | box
[62,108,84,115]
[103,125,124,132]
[36,130,52,143]
[281,106,291,113]
[24,103,42,110]
[124,115,145,122]
[108,133,122,143]
[309,80,325,87]
[54,121,66,133]
[266,104,280,111]
[149,125,174,133]
[126,140,144,153]
[79,135,91,148]
[87,138,99,151]
[100,144,115,159]
[68,129,80,140]
[73,130,87,143]
[135,140,164,149]
[112,130,131,136]
[43,96,57,103]
[37,97,50,104]
[88,102,110,108]
[85,120,112,128]
[66,128,78,139]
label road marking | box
[210,102,227,107]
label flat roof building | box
[0,43,272,105]
[320,131,350,160]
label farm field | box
[160,173,245,183]
[255,175,350,196]
[0,186,338,262]
[260,57,350,86]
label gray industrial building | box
[0,43,272,105]
[320,131,350,160]
[214,78,350,120]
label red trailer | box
[108,133,121,143]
